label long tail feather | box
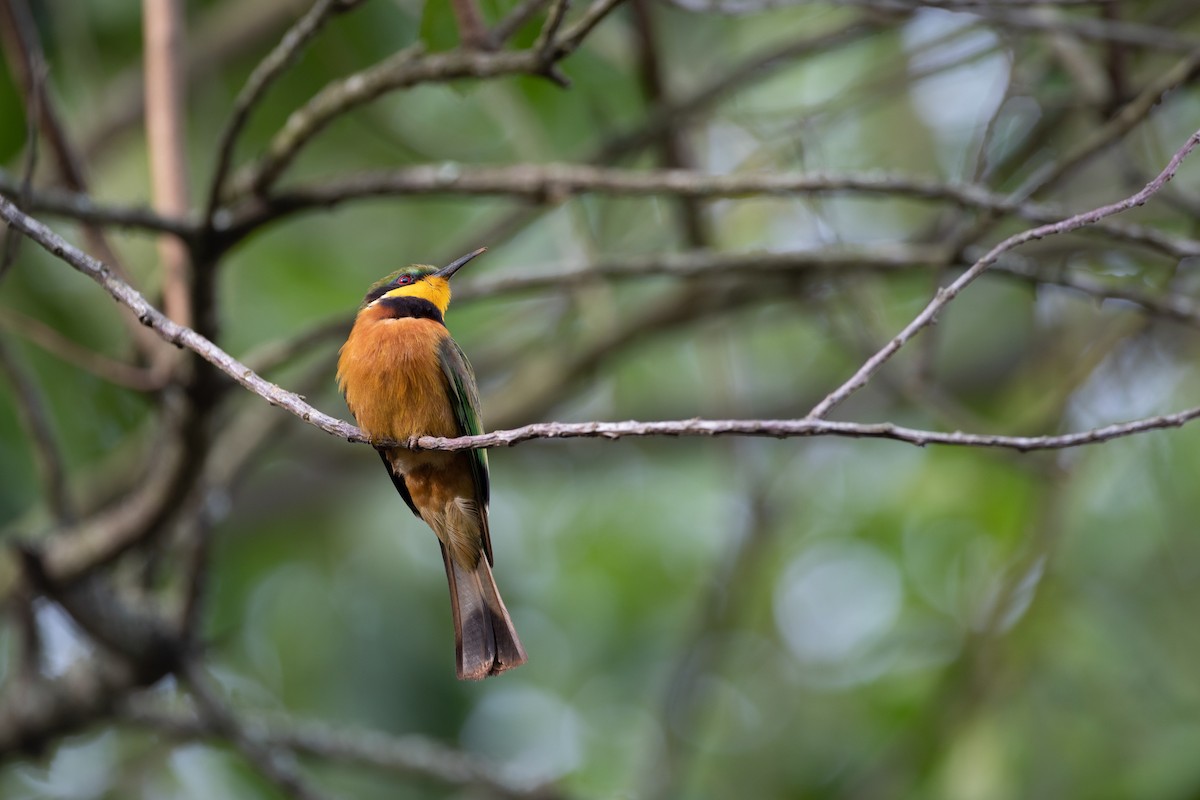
[440,543,527,680]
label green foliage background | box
[3,0,1200,798]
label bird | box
[336,247,526,680]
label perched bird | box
[336,248,526,680]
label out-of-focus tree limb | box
[231,1,627,196]
[232,163,1200,258]
[204,0,363,224]
[0,0,166,361]
[181,662,337,800]
[122,698,570,799]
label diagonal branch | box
[122,699,568,799]
[181,662,338,800]
[804,126,1200,421]
[204,0,358,224]
[232,2,625,196]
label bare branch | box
[663,0,1113,12]
[182,662,338,800]
[0,195,359,444]
[81,0,314,163]
[0,0,85,190]
[534,0,571,57]
[6,191,1200,463]
[0,308,163,392]
[413,407,1200,453]
[489,0,553,46]
[0,565,185,759]
[122,700,569,799]
[451,0,490,49]
[1018,48,1200,200]
[235,163,1200,259]
[231,0,626,195]
[805,127,1200,420]
[549,0,626,55]
[0,656,141,758]
[205,0,355,224]
[0,170,196,238]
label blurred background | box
[3,0,1200,797]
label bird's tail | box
[440,543,527,680]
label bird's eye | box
[396,275,414,286]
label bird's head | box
[361,247,486,316]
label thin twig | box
[0,170,197,238]
[80,0,315,162]
[534,0,570,57]
[548,0,625,55]
[0,195,357,441]
[0,308,163,392]
[489,0,553,46]
[6,195,1200,459]
[411,409,1200,453]
[235,163,1200,259]
[204,0,351,224]
[664,0,1113,11]
[1018,48,1200,200]
[805,127,1200,420]
[181,662,338,800]
[122,700,567,799]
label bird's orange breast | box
[337,310,459,442]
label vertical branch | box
[143,0,193,329]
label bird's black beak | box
[434,247,487,280]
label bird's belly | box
[337,318,459,443]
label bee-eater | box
[336,248,526,680]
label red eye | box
[396,275,414,286]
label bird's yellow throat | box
[381,275,451,314]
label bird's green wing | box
[438,335,490,538]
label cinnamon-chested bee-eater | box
[336,247,526,680]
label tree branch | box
[5,184,1200,465]
[122,699,569,799]
[230,164,1200,259]
[181,662,338,800]
[204,0,357,224]
[805,127,1200,420]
